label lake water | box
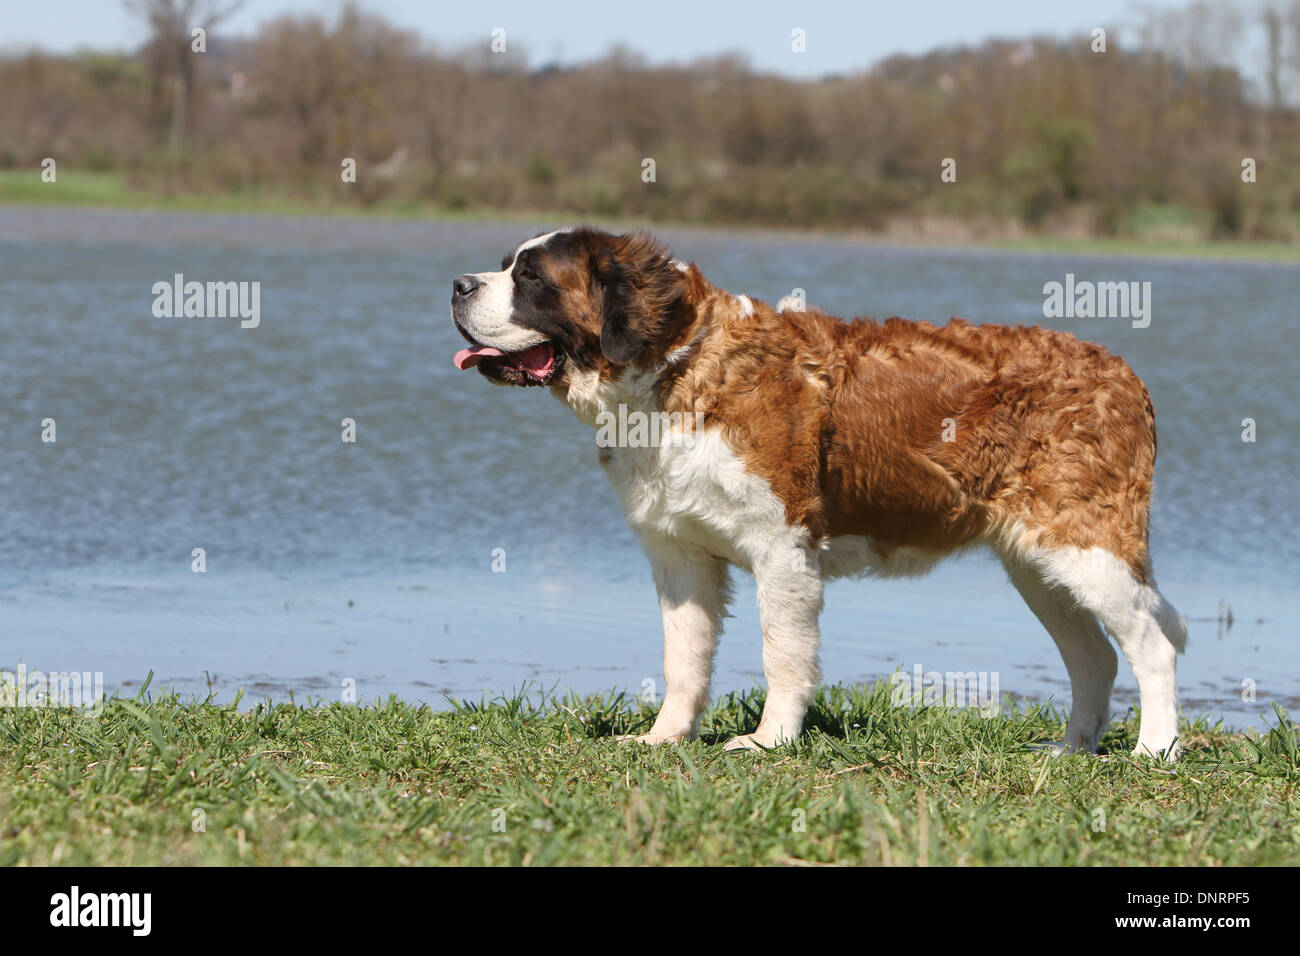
[1,207,1296,732]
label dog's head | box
[450,227,695,389]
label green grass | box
[0,169,551,224]
[1,169,1297,263]
[0,169,132,206]
[0,680,1295,866]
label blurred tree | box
[125,0,243,156]
[0,1,1290,238]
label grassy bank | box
[0,681,1295,866]
[2,170,1298,264]
[0,169,517,222]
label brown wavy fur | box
[546,229,1160,581]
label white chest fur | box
[601,427,792,572]
[558,368,800,573]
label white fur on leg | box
[723,536,824,751]
[1015,541,1183,760]
[629,534,730,744]
[1002,557,1117,754]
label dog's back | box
[663,302,1159,579]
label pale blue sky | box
[1,0,1201,76]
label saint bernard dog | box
[450,227,1187,760]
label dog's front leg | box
[724,539,824,751]
[620,534,730,744]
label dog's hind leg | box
[1002,556,1117,754]
[1022,546,1184,760]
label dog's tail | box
[1147,583,1188,653]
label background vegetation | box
[3,0,1300,240]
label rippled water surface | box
[1,208,1296,730]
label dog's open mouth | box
[452,342,563,386]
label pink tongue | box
[453,343,556,377]
[453,345,505,370]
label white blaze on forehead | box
[453,228,573,353]
[504,227,571,271]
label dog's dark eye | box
[518,267,540,282]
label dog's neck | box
[553,268,723,429]
[553,350,683,429]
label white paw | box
[1132,740,1180,762]
[1029,741,1071,757]
[1030,734,1098,756]
[614,731,690,746]
[722,732,782,752]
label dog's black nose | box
[452,275,481,299]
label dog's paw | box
[1132,740,1181,762]
[1030,734,1099,756]
[722,733,774,752]
[1028,741,1071,756]
[614,731,689,746]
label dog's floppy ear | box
[594,232,689,365]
